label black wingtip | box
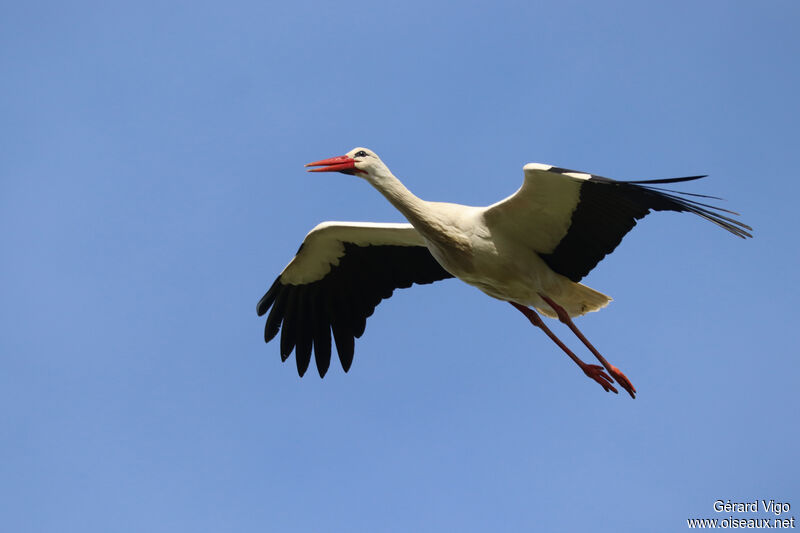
[256,279,280,316]
[625,175,708,185]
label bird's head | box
[305,147,388,180]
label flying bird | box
[256,148,751,398]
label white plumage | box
[280,222,424,285]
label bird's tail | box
[537,282,612,319]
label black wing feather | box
[264,288,287,343]
[279,289,299,361]
[329,281,355,372]
[311,292,332,378]
[540,174,752,282]
[294,287,313,377]
[258,243,453,377]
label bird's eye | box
[354,150,368,158]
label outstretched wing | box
[256,222,454,378]
[484,164,752,282]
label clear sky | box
[2,1,798,532]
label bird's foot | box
[607,364,636,399]
[581,364,618,394]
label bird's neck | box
[365,171,433,230]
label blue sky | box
[2,1,798,531]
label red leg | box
[509,302,618,394]
[538,294,637,399]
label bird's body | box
[258,148,751,397]
[405,202,609,319]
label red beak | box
[305,155,356,173]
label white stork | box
[257,148,751,398]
